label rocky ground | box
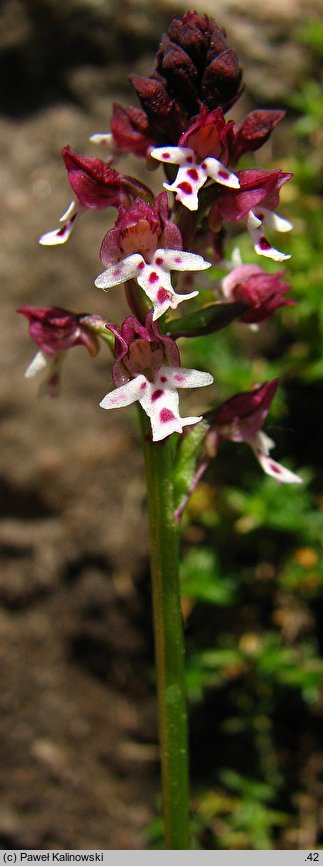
[0,0,321,850]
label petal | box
[261,207,293,233]
[25,350,48,378]
[252,448,303,484]
[164,163,206,211]
[99,374,146,409]
[156,366,214,389]
[151,289,199,321]
[140,384,202,441]
[247,211,291,262]
[136,264,198,320]
[89,132,115,150]
[150,146,194,165]
[254,430,275,453]
[204,157,240,189]
[231,247,243,267]
[95,254,144,290]
[158,249,211,272]
[137,262,172,298]
[151,412,202,441]
[59,200,77,222]
[39,212,79,246]
[249,432,302,483]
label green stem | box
[139,409,190,849]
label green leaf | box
[162,301,248,338]
[181,548,237,605]
[173,422,208,513]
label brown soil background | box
[0,0,321,849]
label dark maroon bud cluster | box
[129,11,242,145]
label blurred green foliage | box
[168,23,323,850]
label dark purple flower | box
[209,168,293,261]
[99,192,182,264]
[111,103,155,157]
[221,263,293,323]
[108,313,180,387]
[62,147,138,210]
[206,379,279,444]
[18,306,102,395]
[204,380,301,483]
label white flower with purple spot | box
[95,247,210,320]
[101,365,213,441]
[95,193,211,320]
[247,209,292,263]
[150,107,240,211]
[151,145,240,211]
[99,313,214,442]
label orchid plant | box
[18,11,302,850]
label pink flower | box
[209,168,293,262]
[18,306,102,395]
[100,313,213,441]
[205,380,302,483]
[151,107,240,211]
[95,193,211,319]
[39,147,151,246]
[221,263,293,323]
